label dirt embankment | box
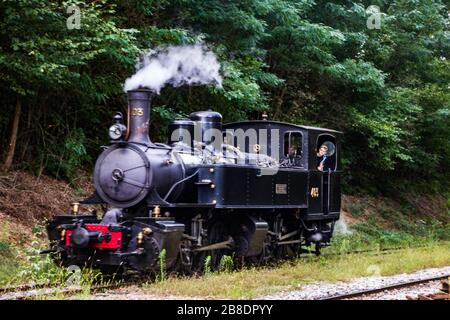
[0,171,92,245]
[340,193,450,229]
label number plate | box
[275,184,287,194]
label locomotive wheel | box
[274,242,301,260]
[206,220,231,271]
[174,239,195,275]
[190,220,231,273]
[246,234,274,266]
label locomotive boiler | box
[44,89,342,274]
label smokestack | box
[126,89,153,144]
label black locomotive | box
[44,89,342,273]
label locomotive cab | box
[221,120,342,218]
[306,130,341,220]
[222,120,342,249]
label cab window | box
[284,131,303,158]
[316,134,337,171]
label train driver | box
[317,144,330,171]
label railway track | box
[0,282,51,295]
[0,281,127,300]
[320,244,430,257]
[1,284,82,300]
[319,274,450,300]
[0,245,439,300]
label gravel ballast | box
[260,266,450,300]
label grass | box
[140,243,450,299]
[0,242,19,285]
[0,221,104,290]
[0,220,25,285]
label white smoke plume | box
[334,218,353,235]
[124,44,222,93]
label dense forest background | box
[0,0,449,195]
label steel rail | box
[319,244,431,258]
[319,274,450,300]
[0,282,52,295]
[0,282,126,300]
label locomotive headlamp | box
[109,112,127,141]
[109,124,125,141]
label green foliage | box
[351,213,450,247]
[17,241,67,285]
[0,241,10,254]
[203,255,212,276]
[353,222,417,247]
[43,128,90,181]
[218,255,234,273]
[157,248,167,282]
[346,202,365,217]
[0,0,448,194]
[32,222,47,238]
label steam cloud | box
[124,44,222,93]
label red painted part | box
[65,224,122,249]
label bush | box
[219,255,234,273]
[346,202,365,217]
[42,128,90,182]
[0,241,11,255]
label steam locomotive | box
[43,89,342,273]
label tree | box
[0,0,140,176]
[0,0,448,193]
